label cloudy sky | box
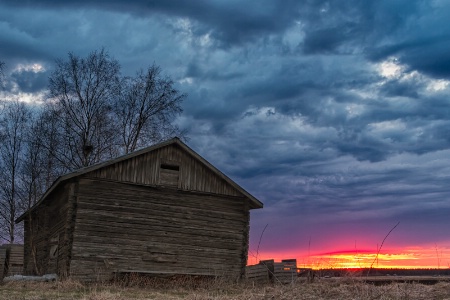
[2,0,450,268]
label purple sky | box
[1,0,450,267]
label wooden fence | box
[246,259,298,284]
[0,244,24,279]
[0,248,6,279]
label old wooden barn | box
[16,138,263,281]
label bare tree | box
[115,65,185,154]
[48,48,120,170]
[20,111,50,211]
[0,100,30,243]
[35,107,65,188]
[48,49,187,165]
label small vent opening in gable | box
[161,163,180,171]
[159,161,180,187]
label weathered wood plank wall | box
[69,178,248,281]
[23,186,71,276]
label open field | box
[2,277,450,300]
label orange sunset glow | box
[249,245,450,269]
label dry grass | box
[1,276,450,300]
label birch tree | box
[20,111,51,211]
[115,65,185,154]
[0,100,30,243]
[48,48,120,170]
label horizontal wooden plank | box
[73,218,244,242]
[72,230,242,252]
[71,237,242,255]
[75,202,245,228]
[75,208,245,235]
[77,181,245,213]
[71,241,242,261]
[78,175,244,202]
[116,270,217,276]
[70,260,240,276]
[246,265,269,276]
[70,254,240,271]
[69,257,241,275]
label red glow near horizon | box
[248,246,450,269]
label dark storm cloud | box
[370,38,450,79]
[302,27,353,55]
[185,61,244,81]
[297,0,450,80]
[365,1,450,79]
[379,79,420,98]
[2,0,303,47]
[401,39,450,79]
[0,8,71,67]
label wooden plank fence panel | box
[274,262,297,284]
[247,259,297,284]
[245,264,269,282]
[0,248,6,279]
[7,244,24,276]
[0,244,24,277]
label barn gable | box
[84,142,244,198]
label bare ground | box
[1,277,450,300]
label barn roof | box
[16,137,263,223]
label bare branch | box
[114,64,185,154]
